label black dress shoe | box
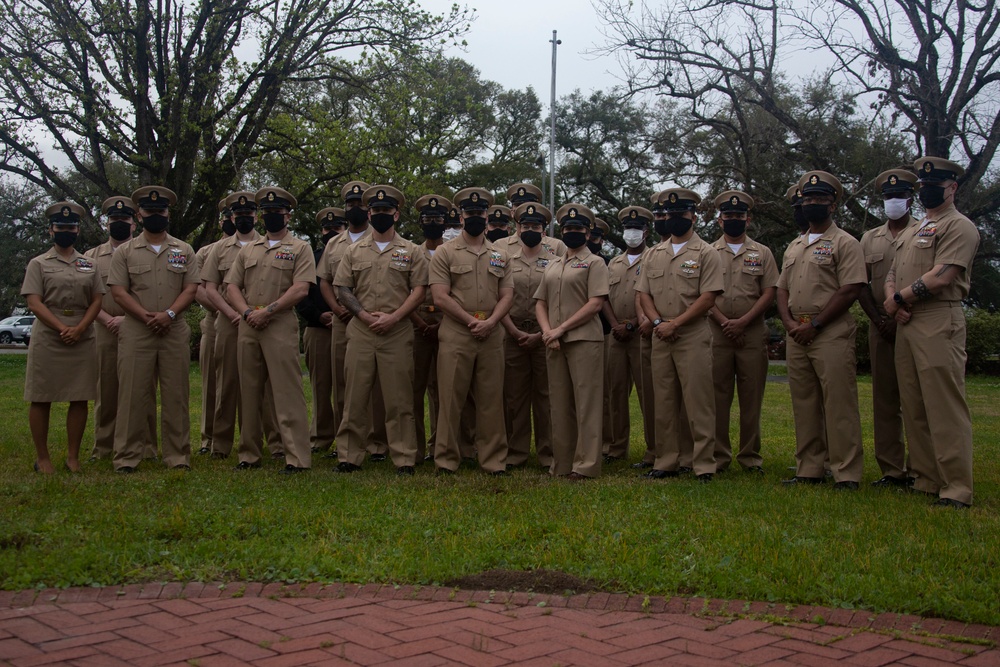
[678,466,693,474]
[279,464,308,474]
[871,475,907,488]
[322,450,339,459]
[744,465,765,475]
[489,469,508,477]
[697,473,713,483]
[632,461,653,469]
[782,476,823,485]
[336,462,361,473]
[197,447,211,455]
[369,453,387,462]
[116,466,137,474]
[233,461,261,470]
[644,469,679,479]
[603,455,624,464]
[396,466,415,476]
[833,481,859,490]
[933,498,970,509]
[271,451,285,460]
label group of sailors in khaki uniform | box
[22,155,980,508]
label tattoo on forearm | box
[911,278,933,300]
[884,266,895,287]
[337,286,364,316]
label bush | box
[185,305,204,361]
[965,308,1000,373]
[851,303,871,373]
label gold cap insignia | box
[668,193,678,203]
[630,210,637,218]
[809,175,819,185]
[115,200,123,210]
[326,212,334,221]
[569,208,577,218]
[493,210,501,219]
[731,196,739,206]
[353,185,361,194]
[471,192,479,202]
[924,161,933,172]
[889,175,898,185]
[267,192,276,201]
[150,190,159,201]
[527,205,535,215]
[517,187,525,196]
[239,196,247,205]
[377,190,385,200]
[61,206,70,217]
[430,198,438,208]
[795,188,801,198]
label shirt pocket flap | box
[128,264,152,275]
[865,252,884,263]
[452,264,474,275]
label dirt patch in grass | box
[444,569,601,595]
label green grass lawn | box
[0,353,998,625]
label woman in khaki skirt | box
[21,202,104,473]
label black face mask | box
[587,239,603,254]
[422,223,444,240]
[801,204,829,225]
[54,231,78,248]
[666,214,692,237]
[221,219,237,237]
[562,231,587,249]
[262,212,286,233]
[370,212,395,234]
[918,184,947,210]
[486,228,509,242]
[463,215,486,237]
[654,219,669,237]
[346,206,368,228]
[109,220,132,241]
[235,215,255,234]
[142,213,168,234]
[321,231,336,246]
[722,219,747,238]
[793,207,809,233]
[520,230,542,248]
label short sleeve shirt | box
[22,248,105,310]
[711,236,779,319]
[498,233,567,258]
[533,248,610,342]
[635,234,724,319]
[107,234,200,312]
[507,242,557,323]
[891,205,980,302]
[226,233,315,307]
[776,224,866,315]
[607,250,646,321]
[317,228,370,283]
[428,237,513,314]
[84,241,124,316]
[333,235,429,313]
[860,218,914,315]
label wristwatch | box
[243,308,253,321]
[810,318,824,331]
[893,292,907,306]
[625,321,635,332]
[652,318,664,327]
[166,309,176,321]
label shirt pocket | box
[451,263,474,289]
[128,264,152,291]
[865,252,884,265]
[647,268,666,296]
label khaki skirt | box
[24,318,98,402]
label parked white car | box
[0,315,35,345]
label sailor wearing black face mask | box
[21,201,104,475]
[486,205,512,243]
[499,202,556,470]
[500,182,567,257]
[776,171,866,490]
[85,196,157,462]
[603,207,656,467]
[707,191,777,474]
[429,186,513,475]
[225,187,314,474]
[108,186,200,473]
[882,156,979,509]
[588,219,611,263]
[410,194,453,461]
[858,169,917,488]
[293,207,346,458]
[786,185,809,234]
[534,204,609,480]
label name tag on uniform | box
[812,241,833,257]
[167,248,188,267]
[489,251,506,269]
[744,252,762,267]
[274,247,295,261]
[681,259,699,274]
[75,258,94,272]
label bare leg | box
[66,401,88,472]
[29,402,54,474]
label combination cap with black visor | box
[657,188,701,212]
[45,201,85,225]
[797,171,843,202]
[414,195,452,217]
[454,187,494,211]
[714,190,754,213]
[914,156,964,184]
[362,185,405,210]
[618,206,653,228]
[514,202,552,225]
[875,169,917,195]
[341,181,371,203]
[102,196,136,218]
[488,205,513,225]
[316,207,346,227]
[555,203,595,229]
[785,185,803,207]
[255,187,297,210]
[226,191,258,212]
[131,186,177,210]
[507,182,542,206]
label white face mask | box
[883,198,910,220]
[622,229,645,248]
[442,228,461,242]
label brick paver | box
[0,584,997,666]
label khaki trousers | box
[434,317,507,472]
[114,317,191,469]
[547,339,604,477]
[638,337,657,464]
[236,312,310,468]
[895,303,973,504]
[337,318,417,467]
[331,316,387,456]
[869,327,906,478]
[412,319,440,460]
[650,320,716,475]
[786,315,864,482]
[605,333,655,460]
[503,325,552,467]
[199,312,217,451]
[710,319,768,469]
[93,326,157,460]
[303,326,336,451]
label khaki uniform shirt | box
[890,205,980,303]
[776,224,866,317]
[416,242,439,311]
[860,218,914,317]
[21,248,105,313]
[635,234,724,319]
[333,234,429,312]
[428,237,513,315]
[507,243,557,325]
[201,232,262,308]
[498,234,566,258]
[107,235,200,312]
[607,250,646,322]
[317,228,371,284]
[533,248,610,343]
[711,236,779,319]
[85,241,125,317]
[227,234,315,307]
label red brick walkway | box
[1,583,998,666]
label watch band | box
[652,318,663,327]
[166,309,176,320]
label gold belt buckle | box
[254,305,266,310]
[473,311,488,321]
[424,305,437,313]
[797,314,812,324]
[62,309,75,316]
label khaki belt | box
[61,309,77,316]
